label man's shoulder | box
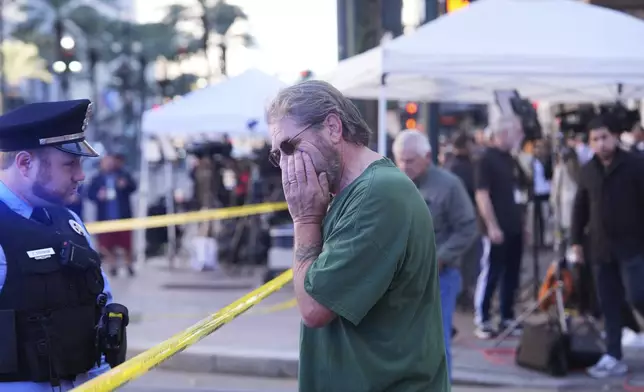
[333,161,418,216]
[479,146,496,158]
[475,147,497,165]
[66,209,84,224]
[368,162,420,204]
[368,159,414,185]
[46,205,81,221]
[622,150,644,174]
[579,158,598,177]
[432,167,462,187]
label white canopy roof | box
[142,68,286,137]
[325,0,644,103]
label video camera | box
[494,90,542,141]
[556,102,640,134]
[186,140,233,159]
[599,102,640,133]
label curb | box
[127,345,619,389]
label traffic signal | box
[446,0,470,13]
[299,70,313,82]
[400,102,419,130]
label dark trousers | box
[475,232,523,324]
[594,255,644,359]
[457,236,483,311]
[533,194,549,247]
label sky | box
[134,0,340,82]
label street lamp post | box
[88,47,99,138]
[131,40,145,119]
[112,38,144,165]
[133,42,147,168]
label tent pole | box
[377,73,388,156]
[164,160,177,268]
[135,137,150,266]
[425,0,441,164]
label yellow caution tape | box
[252,298,298,315]
[71,269,294,392]
[129,298,298,322]
[84,202,288,234]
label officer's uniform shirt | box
[0,99,111,390]
[0,182,113,391]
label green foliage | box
[1,40,52,85]
[12,0,118,60]
[11,0,195,64]
[208,0,248,36]
[162,0,254,49]
[10,0,255,78]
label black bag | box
[516,315,605,376]
[515,318,569,377]
[566,316,604,369]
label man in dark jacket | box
[88,154,137,276]
[571,117,644,378]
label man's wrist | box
[294,223,323,264]
[293,217,323,226]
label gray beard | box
[324,148,342,194]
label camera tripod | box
[494,272,568,347]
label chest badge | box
[69,219,85,236]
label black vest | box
[0,201,105,383]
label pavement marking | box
[129,298,298,322]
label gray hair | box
[489,114,521,135]
[265,80,372,146]
[392,130,432,157]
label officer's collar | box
[0,179,34,219]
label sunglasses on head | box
[268,123,315,167]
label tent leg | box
[164,161,177,268]
[135,139,149,266]
[377,73,388,156]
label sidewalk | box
[115,256,644,389]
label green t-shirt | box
[300,159,449,392]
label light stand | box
[532,195,541,300]
[495,280,567,347]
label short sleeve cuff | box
[304,272,362,326]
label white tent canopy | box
[136,69,286,266]
[142,68,287,137]
[325,0,644,103]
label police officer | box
[0,100,126,390]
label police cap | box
[0,99,98,157]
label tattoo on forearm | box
[295,243,323,263]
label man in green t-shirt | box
[265,80,450,392]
